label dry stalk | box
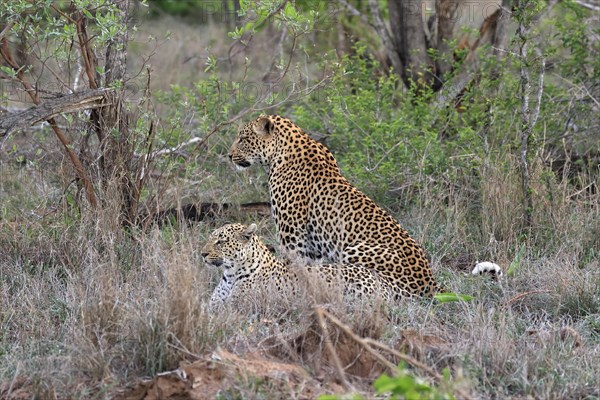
[314,306,356,392]
[316,306,438,377]
[166,332,201,360]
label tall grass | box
[1,143,598,399]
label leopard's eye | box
[216,233,230,244]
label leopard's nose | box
[201,251,209,259]
[228,154,232,160]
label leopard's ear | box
[253,116,274,136]
[241,223,258,240]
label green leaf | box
[507,244,525,277]
[283,2,298,19]
[434,293,474,303]
[0,66,16,78]
[393,375,419,393]
[82,8,94,19]
[373,374,397,393]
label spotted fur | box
[229,115,442,296]
[201,223,398,308]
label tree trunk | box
[90,0,136,224]
[388,0,436,91]
[435,0,461,78]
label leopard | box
[200,223,400,308]
[228,114,441,297]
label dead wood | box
[0,88,113,137]
[149,201,272,228]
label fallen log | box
[150,202,272,227]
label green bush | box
[291,45,486,204]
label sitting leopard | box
[229,115,441,297]
[200,223,400,308]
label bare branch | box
[573,0,600,11]
[337,0,370,25]
[0,88,113,137]
[134,137,202,160]
[76,15,98,89]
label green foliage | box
[148,0,234,20]
[373,369,454,400]
[292,45,485,203]
[507,244,526,277]
[0,0,123,52]
[230,0,330,40]
[285,2,598,223]
[319,363,456,400]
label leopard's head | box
[200,223,258,268]
[228,115,285,169]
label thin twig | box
[0,22,15,41]
[363,338,441,379]
[505,290,551,305]
[49,3,77,24]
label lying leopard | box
[229,115,441,296]
[200,223,401,308]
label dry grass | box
[1,149,599,399]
